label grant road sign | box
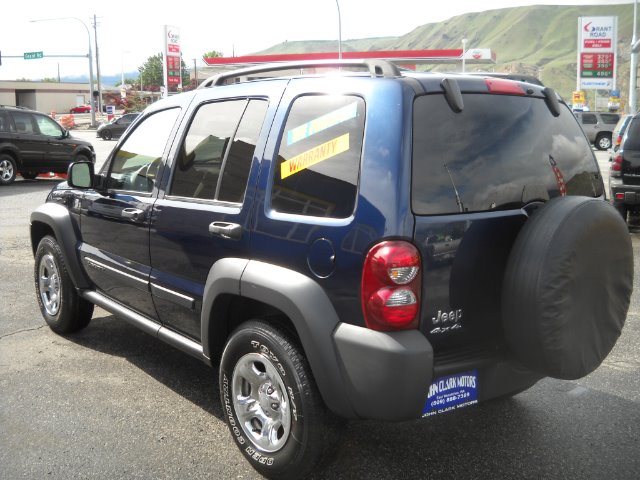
[24,51,43,60]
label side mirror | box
[67,161,94,189]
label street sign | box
[578,16,617,90]
[24,51,43,60]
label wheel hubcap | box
[39,253,61,316]
[0,159,14,181]
[232,352,291,453]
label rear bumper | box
[609,177,640,205]
[333,323,541,421]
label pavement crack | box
[0,325,46,340]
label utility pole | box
[336,0,342,59]
[193,58,197,87]
[93,14,103,114]
[630,0,639,114]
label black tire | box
[34,235,94,334]
[596,133,612,150]
[20,171,38,180]
[101,130,112,141]
[502,196,633,380]
[614,203,628,223]
[219,320,342,480]
[0,153,17,185]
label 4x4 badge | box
[430,309,463,334]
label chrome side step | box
[81,290,210,365]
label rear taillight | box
[361,241,422,331]
[614,135,622,147]
[611,153,623,177]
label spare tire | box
[502,196,633,380]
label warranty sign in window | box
[281,133,350,179]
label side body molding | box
[201,258,356,419]
[30,202,91,289]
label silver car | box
[574,111,621,150]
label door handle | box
[121,208,144,221]
[209,222,242,240]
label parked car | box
[610,113,640,221]
[96,113,140,140]
[574,111,620,150]
[30,60,633,479]
[0,105,95,185]
[69,105,92,114]
[611,113,634,155]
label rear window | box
[412,94,603,215]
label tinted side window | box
[271,95,365,218]
[412,94,603,215]
[108,108,180,193]
[581,113,597,124]
[219,100,268,203]
[11,111,35,134]
[34,114,64,137]
[623,118,640,150]
[0,111,11,132]
[170,99,266,202]
[600,113,620,125]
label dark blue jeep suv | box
[30,60,633,479]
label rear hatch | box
[621,116,640,184]
[410,81,604,366]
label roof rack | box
[198,59,402,89]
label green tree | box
[203,50,223,58]
[42,77,59,83]
[137,53,190,92]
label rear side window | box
[601,113,620,125]
[580,113,597,124]
[412,94,604,215]
[0,111,11,132]
[271,95,365,218]
[623,117,640,150]
[169,99,267,202]
[11,111,35,134]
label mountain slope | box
[256,4,635,104]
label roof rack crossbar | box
[198,59,401,88]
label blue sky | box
[0,0,632,80]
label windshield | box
[412,93,603,215]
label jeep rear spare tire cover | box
[502,196,633,380]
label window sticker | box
[281,133,349,179]
[287,101,358,145]
[422,370,478,417]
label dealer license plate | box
[422,370,479,417]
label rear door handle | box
[209,222,242,240]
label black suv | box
[0,105,95,185]
[30,61,633,479]
[610,113,640,221]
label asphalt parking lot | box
[1,134,639,479]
